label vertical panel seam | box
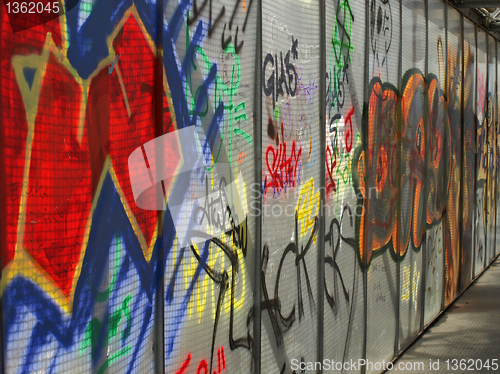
[485,34,489,269]
[473,23,478,279]
[155,0,165,371]
[253,0,263,372]
[395,0,404,357]
[317,0,327,371]
[441,0,448,313]
[420,0,430,334]
[495,41,498,259]
[458,14,465,295]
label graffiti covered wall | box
[0,0,498,373]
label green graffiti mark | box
[80,295,133,356]
[195,43,251,168]
[328,0,354,111]
[331,0,354,70]
[80,235,133,371]
[121,295,132,341]
[330,133,360,215]
[185,12,210,118]
[185,17,251,173]
[234,128,252,144]
[96,346,132,374]
[80,318,100,357]
[109,295,133,340]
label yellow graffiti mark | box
[196,242,216,323]
[437,36,445,92]
[401,263,421,310]
[182,243,200,320]
[223,235,246,315]
[180,231,247,323]
[178,179,249,322]
[297,178,320,242]
[209,232,247,319]
[402,267,409,300]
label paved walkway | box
[391,255,500,374]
